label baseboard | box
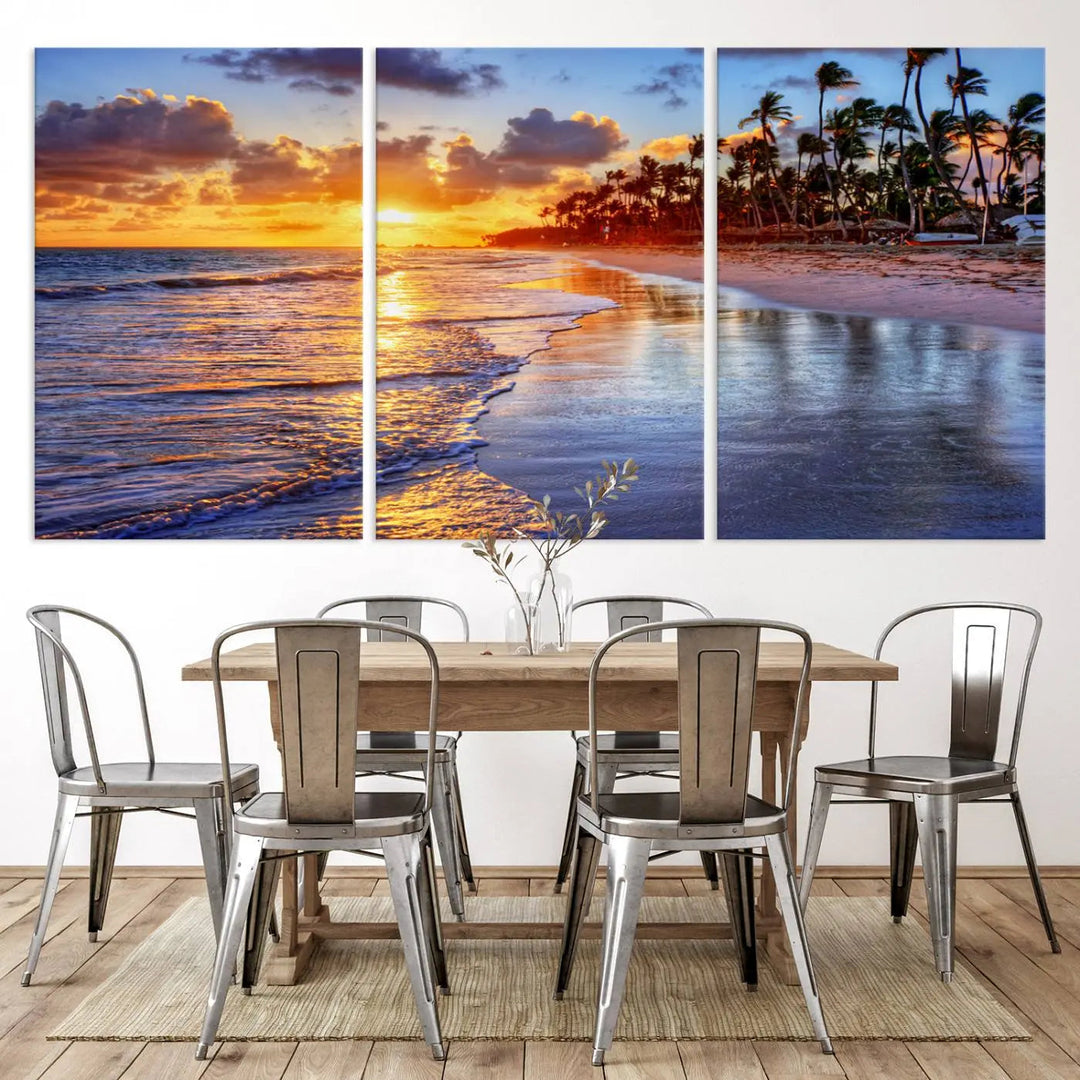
[5,864,1079,880]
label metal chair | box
[554,596,718,893]
[23,605,262,987]
[317,596,474,919]
[197,619,447,1061]
[555,619,832,1066]
[799,602,1060,983]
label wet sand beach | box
[560,243,1044,334]
[476,263,704,538]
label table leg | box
[303,853,325,918]
[279,856,299,956]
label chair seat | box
[815,755,1015,795]
[578,790,785,841]
[234,791,426,840]
[576,733,679,766]
[356,733,456,773]
[59,761,259,799]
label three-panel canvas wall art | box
[34,47,1045,540]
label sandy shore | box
[475,260,704,538]
[556,244,1044,334]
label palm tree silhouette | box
[908,48,978,234]
[950,52,993,240]
[739,90,795,231]
[814,60,858,234]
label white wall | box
[3,0,1078,871]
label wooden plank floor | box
[0,870,1073,1079]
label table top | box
[182,640,898,684]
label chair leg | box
[592,834,651,1066]
[554,759,587,893]
[1011,790,1061,953]
[765,831,833,1054]
[889,801,920,923]
[554,825,602,999]
[596,763,619,795]
[87,807,124,942]
[416,827,450,993]
[194,798,228,942]
[196,833,264,1060]
[23,792,78,986]
[913,793,958,982]
[241,853,281,992]
[447,758,476,892]
[581,764,619,920]
[429,761,465,921]
[720,850,757,989]
[700,851,720,891]
[798,781,833,912]
[382,833,445,1061]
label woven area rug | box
[51,895,1027,1042]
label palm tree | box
[739,90,795,227]
[876,104,914,212]
[1026,130,1045,210]
[898,53,919,229]
[829,97,881,219]
[687,134,704,229]
[603,169,623,208]
[815,60,859,234]
[995,92,1045,203]
[908,48,978,232]
[954,108,997,204]
[793,132,822,225]
[950,52,993,240]
[946,64,989,116]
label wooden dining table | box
[182,639,897,985]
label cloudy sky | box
[35,48,363,246]
[718,48,1044,180]
[376,48,703,246]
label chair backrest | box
[587,619,811,822]
[870,602,1040,768]
[572,596,714,747]
[572,595,712,643]
[211,619,440,822]
[316,596,469,643]
[26,605,154,789]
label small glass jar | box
[504,600,537,655]
[528,569,573,652]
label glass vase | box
[504,600,538,655]
[528,569,573,652]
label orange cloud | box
[639,132,695,162]
[35,89,363,245]
[721,126,763,149]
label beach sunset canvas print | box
[717,48,1045,539]
[35,48,363,538]
[375,48,704,538]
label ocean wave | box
[378,302,614,328]
[376,438,486,484]
[37,450,364,539]
[36,262,363,300]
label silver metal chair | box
[24,605,262,986]
[197,619,447,1061]
[317,596,473,919]
[555,618,832,1065]
[799,602,1060,983]
[554,596,718,893]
